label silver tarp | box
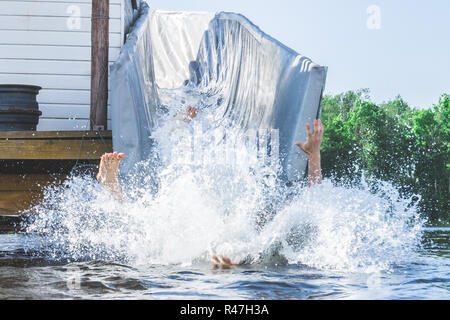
[111,1,327,181]
[123,0,142,41]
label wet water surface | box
[0,228,448,300]
[1,87,447,300]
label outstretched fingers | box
[306,122,312,138]
[310,119,324,138]
[294,119,324,153]
[212,254,236,269]
[317,119,324,138]
[221,255,234,266]
[295,142,305,152]
[212,254,221,268]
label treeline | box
[320,89,449,225]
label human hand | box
[295,119,323,159]
[212,254,236,269]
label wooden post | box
[90,0,109,131]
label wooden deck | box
[0,130,112,160]
[0,130,112,216]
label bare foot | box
[212,254,236,269]
[97,152,126,184]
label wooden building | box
[0,0,141,220]
[0,0,139,129]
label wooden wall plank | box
[37,119,112,131]
[0,45,120,61]
[0,2,122,19]
[39,104,111,120]
[38,89,112,105]
[14,0,122,3]
[0,59,91,75]
[0,130,112,139]
[0,174,66,191]
[0,30,121,47]
[0,16,121,33]
[39,89,91,105]
[0,190,41,215]
[0,74,94,90]
[0,0,125,131]
[36,119,89,131]
[0,138,113,160]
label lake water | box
[1,87,448,300]
[0,227,448,300]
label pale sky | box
[146,0,450,109]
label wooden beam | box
[0,174,66,191]
[90,0,110,131]
[0,130,112,139]
[0,164,100,216]
[0,129,111,215]
[0,174,69,216]
[0,215,24,233]
[0,130,112,160]
[0,191,42,215]
[0,139,112,160]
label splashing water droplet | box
[25,87,424,272]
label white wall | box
[0,0,124,130]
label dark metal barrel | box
[0,84,42,131]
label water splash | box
[25,87,424,272]
[257,180,424,272]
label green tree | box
[409,94,449,224]
[320,91,449,225]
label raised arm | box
[97,152,126,202]
[295,119,323,186]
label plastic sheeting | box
[110,1,327,181]
[110,3,159,173]
[123,0,142,40]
